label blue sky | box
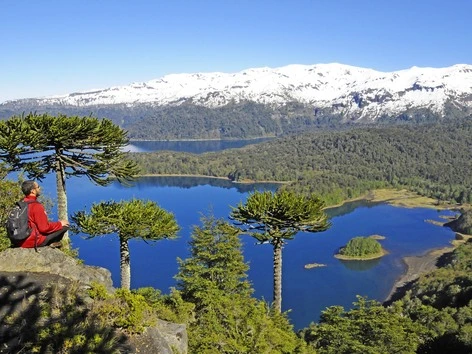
[1,0,471,103]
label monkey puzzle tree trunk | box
[55,157,69,243]
[272,238,283,313]
[119,237,131,290]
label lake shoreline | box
[326,188,462,211]
[133,176,467,307]
[137,176,465,211]
[129,136,276,142]
[384,246,454,302]
[385,232,472,304]
[138,173,288,185]
[334,248,387,261]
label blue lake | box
[35,174,456,330]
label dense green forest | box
[2,100,462,140]
[0,101,320,140]
[132,118,472,205]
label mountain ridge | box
[1,63,471,139]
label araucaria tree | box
[72,199,179,290]
[0,113,139,243]
[230,190,330,313]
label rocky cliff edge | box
[0,247,187,354]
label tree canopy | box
[0,113,139,185]
[302,297,426,354]
[338,236,383,258]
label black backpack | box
[5,200,37,243]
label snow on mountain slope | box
[7,63,472,120]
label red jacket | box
[19,195,63,248]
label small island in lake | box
[304,262,327,269]
[335,235,387,260]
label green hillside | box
[132,118,472,206]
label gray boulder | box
[128,319,188,354]
[0,247,114,292]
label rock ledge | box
[0,248,188,354]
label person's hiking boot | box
[49,241,63,249]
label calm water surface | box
[126,138,272,153]
[37,175,456,330]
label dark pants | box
[38,226,69,247]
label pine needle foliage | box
[0,177,23,250]
[176,216,252,304]
[231,190,330,242]
[72,199,179,241]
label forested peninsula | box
[132,118,472,206]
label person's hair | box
[21,180,36,196]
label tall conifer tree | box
[231,190,330,313]
[72,199,179,290]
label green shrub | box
[88,282,111,300]
[89,287,193,335]
[89,289,156,334]
[134,287,194,324]
[0,178,23,251]
[302,297,426,353]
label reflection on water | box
[325,199,382,218]
[338,257,382,271]
[121,176,282,194]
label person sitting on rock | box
[15,180,69,248]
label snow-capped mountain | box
[7,63,472,121]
